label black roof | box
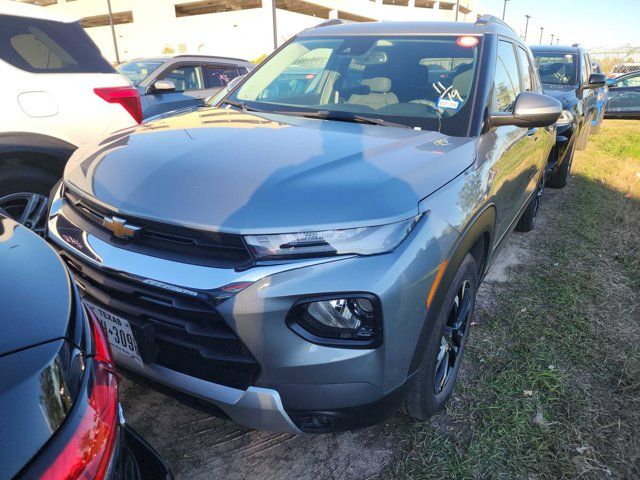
[530,44,589,54]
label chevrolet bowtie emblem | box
[102,216,140,239]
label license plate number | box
[84,301,143,367]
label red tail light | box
[94,86,143,124]
[39,310,119,480]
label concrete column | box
[409,0,416,7]
[329,9,338,19]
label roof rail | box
[173,54,249,63]
[475,14,516,34]
[312,18,352,29]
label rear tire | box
[406,254,477,420]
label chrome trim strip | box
[48,196,349,292]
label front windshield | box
[117,60,163,85]
[533,53,577,86]
[227,35,480,136]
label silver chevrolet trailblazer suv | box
[46,16,561,433]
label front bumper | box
[47,190,458,432]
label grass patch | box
[385,120,640,479]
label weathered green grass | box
[385,120,640,479]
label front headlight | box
[244,215,421,260]
[556,109,574,126]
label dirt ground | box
[120,190,556,480]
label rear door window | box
[0,14,114,73]
[203,65,240,88]
[492,40,522,113]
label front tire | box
[576,122,591,151]
[406,254,478,420]
[0,165,58,235]
[546,143,574,189]
[515,174,544,232]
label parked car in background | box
[0,2,141,235]
[608,62,640,79]
[117,55,254,118]
[590,61,608,134]
[605,70,640,119]
[0,214,172,480]
[531,45,606,187]
[48,16,561,434]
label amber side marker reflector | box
[427,259,448,309]
[457,36,479,48]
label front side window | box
[533,52,577,86]
[581,55,590,84]
[227,35,481,136]
[492,40,521,113]
[617,73,640,88]
[160,65,203,91]
[0,14,113,73]
[117,60,163,85]
[517,46,533,92]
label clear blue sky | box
[478,0,639,49]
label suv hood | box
[64,108,476,234]
[541,84,578,108]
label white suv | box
[0,1,140,233]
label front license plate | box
[84,301,143,367]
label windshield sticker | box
[433,82,464,111]
[437,98,460,110]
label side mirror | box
[490,92,562,128]
[583,73,607,90]
[151,79,176,93]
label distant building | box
[17,0,480,63]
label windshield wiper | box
[220,99,263,112]
[272,110,415,129]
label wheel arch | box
[0,132,77,176]
[408,205,496,374]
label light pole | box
[271,0,278,50]
[106,0,120,64]
[455,0,460,21]
[539,26,544,44]
[550,34,555,45]
[556,38,560,45]
[524,15,531,42]
[502,0,509,21]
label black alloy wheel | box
[405,253,478,420]
[0,192,49,235]
[434,279,472,394]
